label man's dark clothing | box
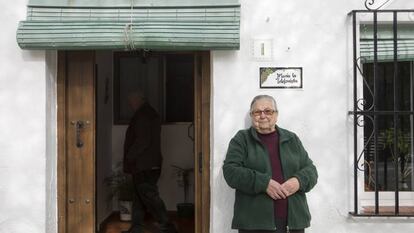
[123,103,176,233]
[124,103,162,174]
[128,169,176,233]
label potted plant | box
[172,165,194,218]
[104,163,135,221]
[380,128,413,190]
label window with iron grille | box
[350,9,414,217]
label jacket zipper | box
[253,128,292,231]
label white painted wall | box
[45,51,57,233]
[211,0,414,233]
[3,0,414,233]
[159,124,195,208]
[0,0,47,232]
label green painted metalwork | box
[17,1,240,50]
[28,0,240,7]
[360,24,414,61]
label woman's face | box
[250,99,278,133]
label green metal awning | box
[17,0,240,50]
[360,24,414,62]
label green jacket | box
[222,126,318,230]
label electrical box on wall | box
[252,38,273,61]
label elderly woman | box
[223,95,317,233]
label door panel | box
[57,50,206,233]
[58,51,96,233]
[194,51,211,233]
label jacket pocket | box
[288,192,311,229]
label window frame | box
[350,9,414,217]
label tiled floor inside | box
[102,212,194,233]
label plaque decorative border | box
[260,67,303,89]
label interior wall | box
[159,124,195,208]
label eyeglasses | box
[251,109,276,116]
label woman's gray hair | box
[249,95,278,113]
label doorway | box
[57,51,211,233]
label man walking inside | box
[123,92,177,233]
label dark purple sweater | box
[258,130,288,219]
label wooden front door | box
[57,50,210,233]
[57,51,96,233]
[194,51,211,233]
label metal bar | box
[393,11,400,215]
[411,61,414,192]
[349,9,414,14]
[384,144,388,191]
[349,212,414,217]
[348,111,414,115]
[373,11,379,215]
[350,10,414,217]
[353,11,358,215]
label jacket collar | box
[250,125,293,143]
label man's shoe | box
[121,227,143,233]
[161,227,179,233]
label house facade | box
[1,0,414,233]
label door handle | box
[71,120,89,148]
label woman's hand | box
[281,177,300,196]
[266,178,300,200]
[266,179,290,200]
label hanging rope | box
[123,0,136,50]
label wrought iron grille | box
[350,9,414,217]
